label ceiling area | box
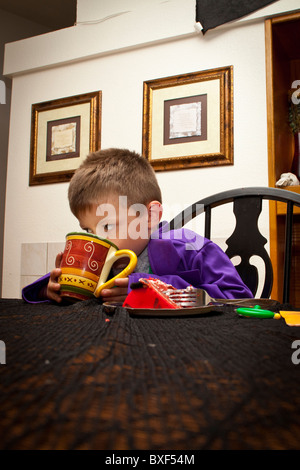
[0,0,77,30]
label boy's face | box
[77,195,162,256]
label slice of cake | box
[123,278,181,309]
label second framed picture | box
[142,66,233,171]
[30,91,102,185]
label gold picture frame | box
[29,91,101,185]
[142,66,233,171]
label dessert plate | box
[102,298,280,317]
[103,301,217,317]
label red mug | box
[58,232,137,302]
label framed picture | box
[29,91,101,185]
[142,66,233,171]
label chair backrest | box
[168,187,300,302]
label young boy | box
[22,148,253,303]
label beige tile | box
[47,242,65,271]
[21,243,47,276]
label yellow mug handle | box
[94,249,137,297]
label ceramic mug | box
[58,232,137,302]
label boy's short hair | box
[68,148,162,217]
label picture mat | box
[151,79,220,160]
[36,103,90,175]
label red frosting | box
[123,278,180,309]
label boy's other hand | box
[100,277,129,303]
[46,252,63,303]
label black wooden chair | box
[168,187,300,302]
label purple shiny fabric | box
[22,273,51,304]
[128,223,253,299]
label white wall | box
[0,8,50,297]
[2,0,300,298]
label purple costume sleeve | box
[22,273,50,304]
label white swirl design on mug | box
[65,240,75,265]
[84,242,99,271]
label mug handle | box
[94,249,137,297]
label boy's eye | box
[103,224,114,232]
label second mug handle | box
[94,249,137,297]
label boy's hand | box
[46,252,63,303]
[100,277,129,303]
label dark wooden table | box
[1,298,300,450]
